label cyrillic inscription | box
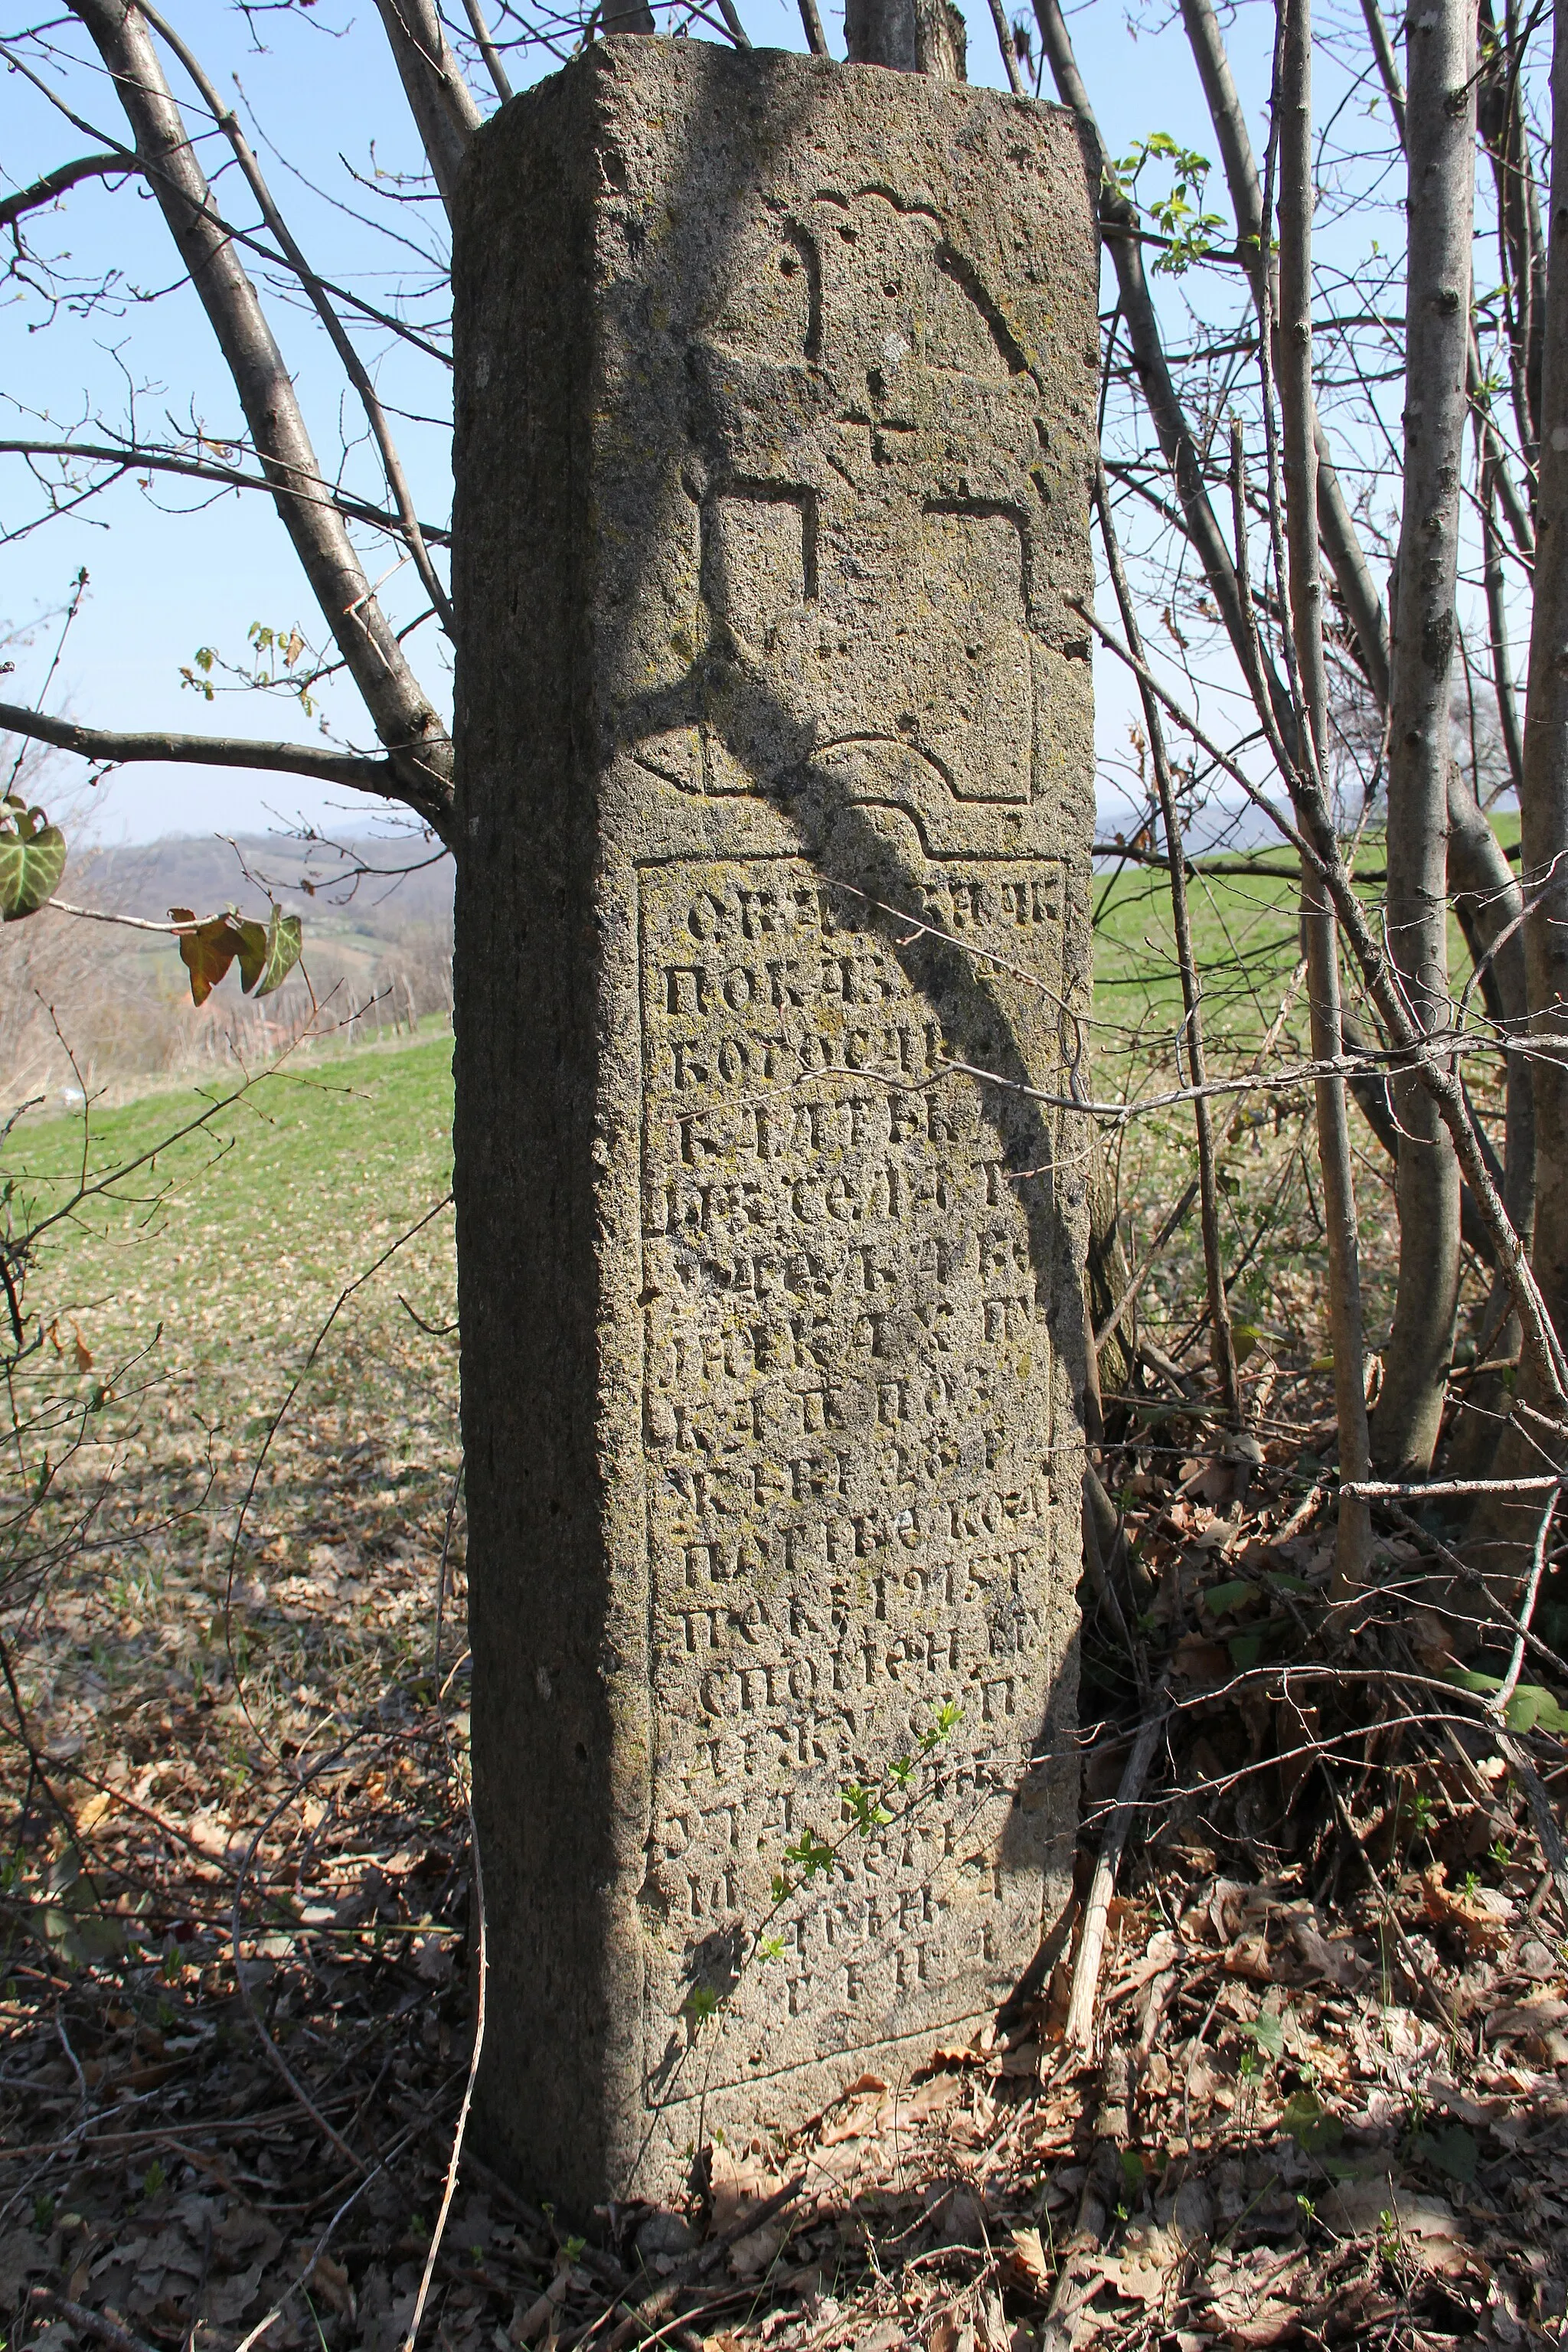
[638,855,1068,2089]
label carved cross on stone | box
[632,188,1084,830]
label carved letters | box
[637,856,1067,2084]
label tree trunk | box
[68,0,453,837]
[1276,0,1373,1583]
[1475,0,1568,1547]
[371,0,482,213]
[1447,758,1536,1462]
[844,0,966,74]
[1181,0,1390,704]
[1478,0,1547,466]
[1371,0,1476,1478]
[1518,0,1568,1347]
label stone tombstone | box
[453,37,1096,2210]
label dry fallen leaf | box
[728,2223,786,2283]
[310,2252,353,2318]
[1421,1866,1512,1951]
[512,2265,571,2344]
[929,2034,989,2067]
[817,2076,891,2147]
[1290,1917,1365,1988]
[1488,1998,1568,2043]
[1223,1930,1272,1981]
[1005,2226,1052,2298]
[1325,2181,1477,2277]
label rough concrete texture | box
[452,37,1097,2211]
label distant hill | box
[74,830,453,936]
[2,831,452,1106]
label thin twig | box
[1062,1686,1170,2054]
[400,1805,487,2352]
[28,2289,158,2352]
[1491,1491,1558,1720]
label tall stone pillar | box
[453,38,1097,2211]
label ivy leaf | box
[1282,2086,1343,2154]
[1413,2123,1478,2184]
[171,908,240,1008]
[234,906,303,998]
[1204,1578,1257,1617]
[170,903,303,1006]
[1237,2010,1285,2060]
[0,795,67,921]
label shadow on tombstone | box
[452,34,1099,2215]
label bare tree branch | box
[1181,0,1392,706]
[1077,601,1568,1412]
[1037,0,1298,750]
[138,0,455,636]
[1276,0,1373,1585]
[0,700,405,799]
[0,39,453,367]
[371,0,482,215]
[0,439,451,547]
[1096,466,1243,1428]
[0,152,136,229]
[65,0,453,838]
[460,0,514,102]
[1361,0,1537,558]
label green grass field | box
[11,1026,457,1380]
[3,1029,462,1769]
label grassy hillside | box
[4,1031,461,1766]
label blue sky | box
[4,0,1308,845]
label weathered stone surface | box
[453,36,1096,2210]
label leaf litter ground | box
[2,1034,1566,2352]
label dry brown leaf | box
[311,2253,353,2318]
[1106,2252,1170,2306]
[512,2266,571,2344]
[1324,2181,1476,2277]
[817,2077,891,2147]
[1209,2294,1302,2346]
[1421,1865,1512,1951]
[728,2222,787,2282]
[707,2138,776,2233]
[206,2262,266,2327]
[1171,1635,1232,1684]
[929,2034,989,2067]
[1223,1931,1272,1981]
[1005,2226,1052,2298]
[976,2291,1009,2351]
[908,2072,964,2122]
[1289,1918,1364,1988]
[1488,1998,1568,2042]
